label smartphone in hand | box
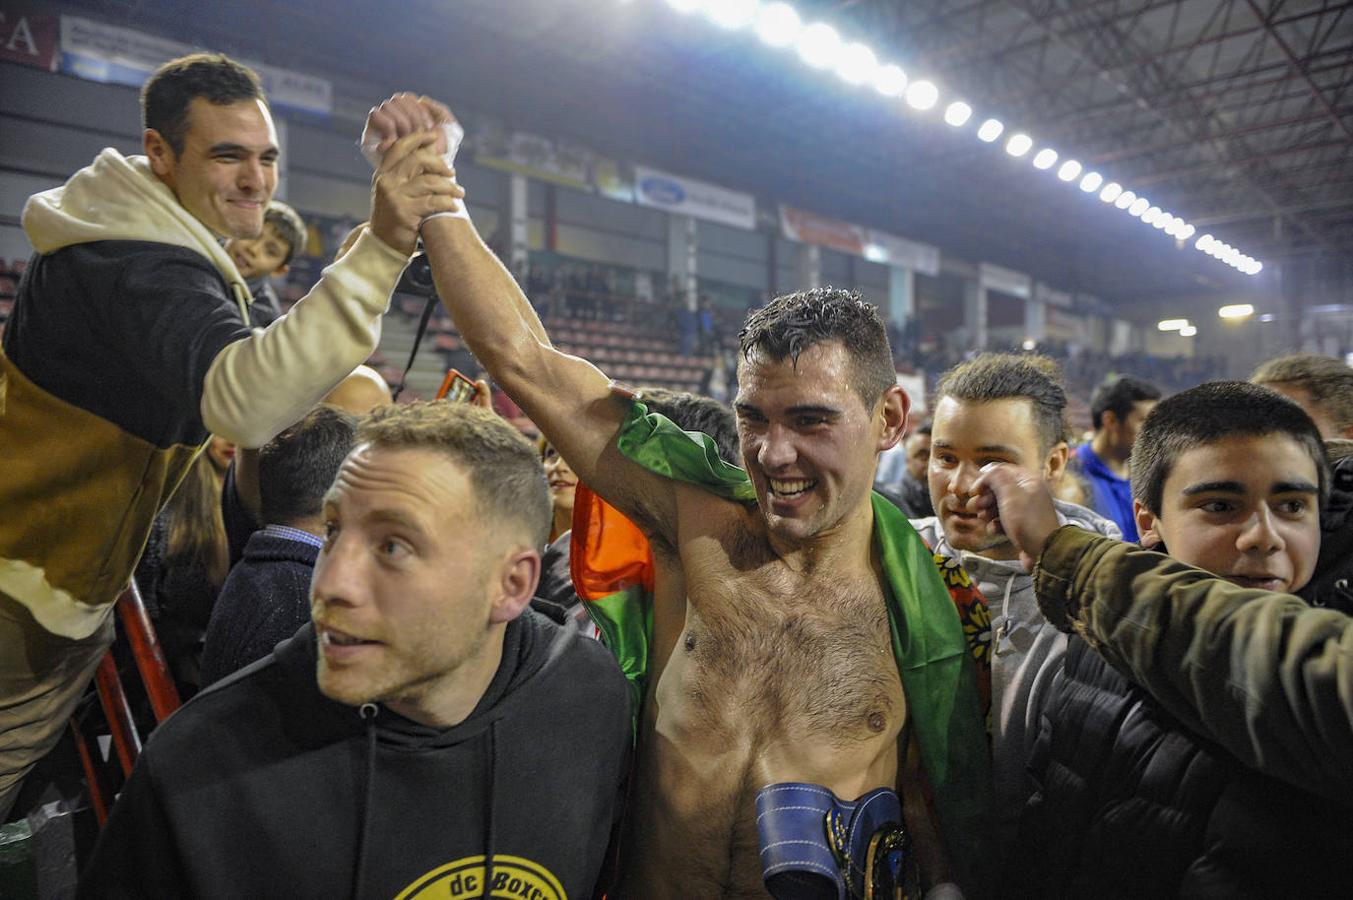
[436,369,478,403]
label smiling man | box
[81,402,632,898]
[0,54,462,820]
[380,94,990,899]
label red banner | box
[779,205,867,257]
[0,4,59,71]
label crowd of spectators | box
[4,64,1351,900]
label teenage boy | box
[225,200,306,327]
[977,382,1351,895]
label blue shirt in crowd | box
[1074,443,1138,542]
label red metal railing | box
[73,580,183,826]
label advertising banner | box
[472,122,591,190]
[1034,282,1073,308]
[470,121,634,201]
[1046,305,1088,342]
[779,205,865,256]
[633,165,756,230]
[867,231,940,276]
[779,205,939,275]
[58,15,331,116]
[979,262,1033,299]
[1,3,58,70]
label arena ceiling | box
[64,0,1353,318]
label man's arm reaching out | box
[419,215,680,541]
[201,125,463,448]
[970,463,1353,804]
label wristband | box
[360,119,465,170]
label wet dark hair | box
[1131,381,1329,515]
[738,287,895,408]
[141,53,265,156]
[1090,376,1162,430]
[935,353,1068,452]
[259,406,357,526]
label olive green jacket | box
[1033,525,1353,805]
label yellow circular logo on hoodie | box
[395,855,566,899]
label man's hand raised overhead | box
[367,129,463,255]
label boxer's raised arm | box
[418,214,681,544]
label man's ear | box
[274,262,290,277]
[876,384,910,453]
[143,129,176,181]
[1043,442,1069,484]
[1133,499,1163,549]
[488,547,541,624]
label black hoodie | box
[80,611,632,899]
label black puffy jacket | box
[1013,637,1353,898]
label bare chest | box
[664,560,904,746]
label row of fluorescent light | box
[656,0,1265,276]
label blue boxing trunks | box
[755,782,912,900]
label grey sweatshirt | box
[911,500,1121,855]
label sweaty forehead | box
[736,342,858,408]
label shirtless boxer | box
[364,97,989,897]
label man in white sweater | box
[0,53,461,818]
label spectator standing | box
[697,294,717,354]
[0,53,459,819]
[676,302,699,356]
[910,354,1119,854]
[1071,375,1161,540]
[200,406,357,686]
[1251,352,1353,440]
[878,420,934,518]
[132,454,228,697]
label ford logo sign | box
[641,177,685,205]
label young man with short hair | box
[1072,375,1161,540]
[980,382,1351,895]
[225,199,307,327]
[377,96,990,897]
[0,54,462,818]
[914,353,1118,852]
[972,438,1353,809]
[1252,352,1353,440]
[82,402,632,897]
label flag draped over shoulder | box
[573,400,993,890]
